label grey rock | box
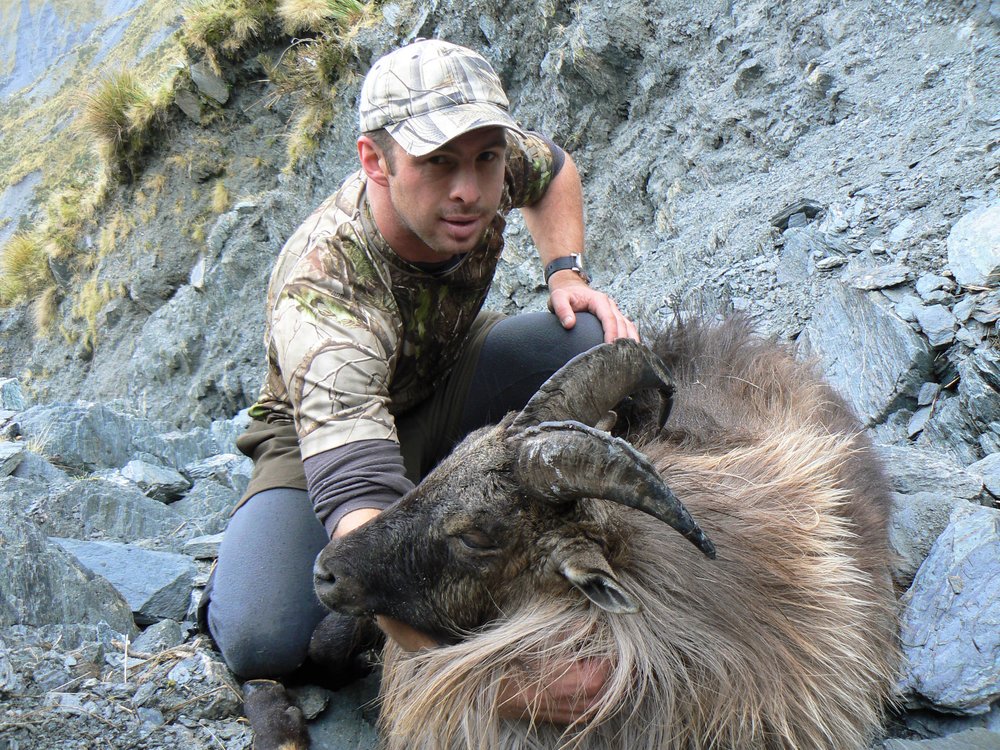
[50,538,196,625]
[0,440,25,476]
[954,296,977,323]
[901,704,1000,741]
[899,504,1000,714]
[307,672,381,749]
[11,450,69,483]
[135,425,224,472]
[918,382,942,406]
[849,263,913,290]
[0,500,136,634]
[884,728,1000,749]
[917,395,983,467]
[947,202,1000,287]
[908,405,934,437]
[19,477,186,545]
[209,409,251,455]
[889,491,971,584]
[173,88,202,121]
[131,619,184,655]
[171,478,238,536]
[130,648,242,720]
[777,226,844,284]
[799,285,932,425]
[0,378,26,411]
[14,402,160,472]
[959,348,1000,436]
[182,532,224,560]
[189,60,230,104]
[874,444,984,503]
[121,460,191,503]
[967,453,1000,499]
[771,199,824,230]
[183,453,252,493]
[894,294,924,322]
[914,304,958,347]
[916,274,956,298]
[889,217,917,243]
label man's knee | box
[208,599,317,679]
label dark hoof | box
[243,679,310,750]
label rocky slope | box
[0,0,999,748]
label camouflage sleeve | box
[270,277,400,460]
[504,130,559,210]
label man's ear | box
[555,541,640,615]
[358,136,391,187]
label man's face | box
[379,127,508,260]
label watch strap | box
[544,253,589,284]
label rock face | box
[0,0,999,748]
[948,202,1000,288]
[899,505,1000,716]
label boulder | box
[51,538,197,626]
[947,202,1000,287]
[899,504,1000,715]
[799,284,932,425]
[0,500,136,634]
[121,459,192,503]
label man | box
[202,38,637,722]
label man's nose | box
[449,165,481,203]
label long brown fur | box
[376,317,899,749]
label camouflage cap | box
[359,39,524,157]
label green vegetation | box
[181,0,281,73]
[1,0,384,351]
[78,71,173,182]
[0,232,53,306]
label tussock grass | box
[212,179,230,213]
[182,0,281,73]
[0,232,54,306]
[277,0,371,34]
[78,71,170,182]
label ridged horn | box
[507,339,675,434]
[512,421,716,559]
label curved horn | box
[513,421,716,559]
[508,339,675,434]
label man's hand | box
[497,656,611,725]
[332,508,382,538]
[377,615,611,726]
[548,273,639,344]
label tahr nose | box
[313,555,367,615]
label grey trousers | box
[205,311,604,679]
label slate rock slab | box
[51,538,197,625]
[899,504,1000,715]
[121,459,192,502]
[0,501,136,634]
[14,402,159,472]
[799,284,932,425]
[884,728,1000,749]
[947,201,1000,288]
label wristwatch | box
[544,253,590,285]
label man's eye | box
[458,531,497,550]
[479,151,498,162]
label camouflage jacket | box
[248,131,558,460]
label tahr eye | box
[458,530,498,551]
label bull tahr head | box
[314,339,715,641]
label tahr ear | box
[556,543,640,615]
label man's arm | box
[519,152,639,343]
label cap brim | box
[385,102,525,157]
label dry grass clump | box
[78,71,172,182]
[182,0,282,73]
[261,0,378,167]
[0,232,54,307]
